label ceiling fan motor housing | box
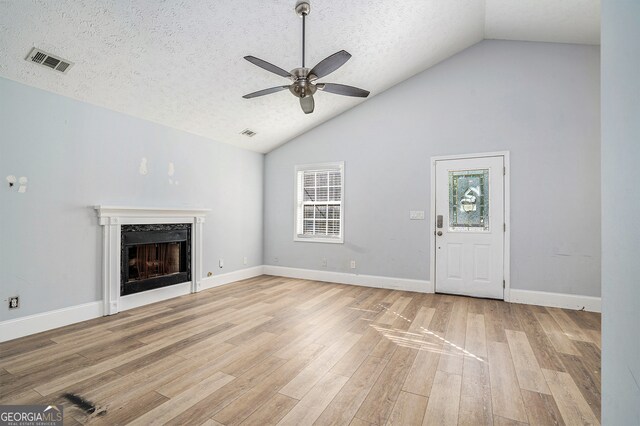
[289,67,317,98]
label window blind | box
[295,163,344,242]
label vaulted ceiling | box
[0,0,600,153]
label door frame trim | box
[429,151,511,301]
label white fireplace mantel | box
[95,205,211,315]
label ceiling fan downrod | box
[295,1,311,68]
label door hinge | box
[503,166,506,175]
[503,223,506,232]
[503,279,506,288]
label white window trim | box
[293,161,345,244]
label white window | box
[294,162,344,243]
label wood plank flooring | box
[0,276,601,425]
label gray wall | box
[264,40,601,297]
[0,77,264,321]
[601,1,640,423]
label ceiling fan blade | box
[317,83,370,98]
[242,85,290,99]
[309,50,351,79]
[244,56,292,78]
[300,95,314,114]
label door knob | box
[437,231,443,236]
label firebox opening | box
[121,224,192,296]
[127,242,185,282]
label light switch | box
[410,210,425,220]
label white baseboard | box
[200,265,265,290]
[263,265,432,293]
[510,289,601,312]
[0,301,104,342]
[263,266,600,312]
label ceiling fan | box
[242,1,370,114]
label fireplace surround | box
[95,206,209,314]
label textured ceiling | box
[0,0,600,153]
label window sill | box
[294,236,344,244]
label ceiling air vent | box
[25,47,74,74]
[240,129,257,137]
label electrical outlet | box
[350,260,356,269]
[243,256,248,265]
[8,296,19,309]
[274,257,279,263]
[322,258,327,267]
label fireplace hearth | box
[121,223,191,296]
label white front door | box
[435,156,504,299]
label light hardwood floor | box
[0,276,601,425]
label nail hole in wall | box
[139,158,148,175]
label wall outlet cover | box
[8,296,19,309]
